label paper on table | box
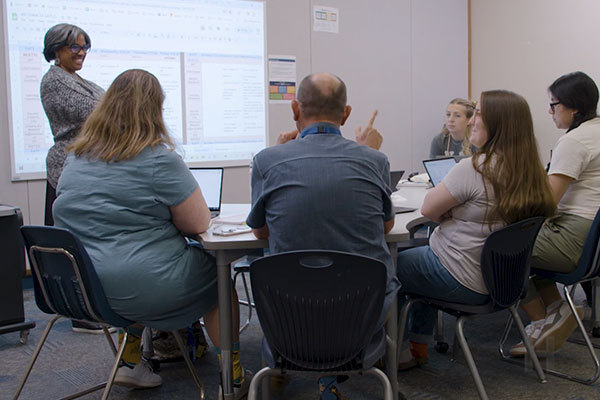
[213,224,252,236]
[391,192,407,203]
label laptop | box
[422,157,457,187]
[189,167,224,218]
[390,170,405,192]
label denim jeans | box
[397,246,489,344]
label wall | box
[470,0,600,164]
[0,0,468,223]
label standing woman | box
[41,23,104,225]
[40,24,105,333]
[429,98,477,158]
[398,90,555,368]
[511,72,600,357]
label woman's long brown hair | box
[473,90,556,224]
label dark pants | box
[44,181,56,226]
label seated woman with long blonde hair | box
[53,69,250,397]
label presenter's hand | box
[355,110,383,150]
[277,129,299,145]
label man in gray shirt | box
[247,72,399,398]
[247,71,399,317]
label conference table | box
[198,194,426,400]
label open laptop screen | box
[390,170,405,192]
[188,167,224,212]
[422,157,457,187]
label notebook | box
[390,170,405,192]
[189,167,224,218]
[422,157,457,187]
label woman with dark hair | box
[510,72,600,357]
[396,90,556,369]
[41,23,105,333]
[53,69,250,395]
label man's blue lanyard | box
[300,122,341,138]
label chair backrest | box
[249,250,386,371]
[480,216,545,308]
[20,225,132,328]
[572,208,600,282]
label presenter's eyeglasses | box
[69,44,91,54]
[549,102,560,112]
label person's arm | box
[252,225,270,239]
[548,173,574,205]
[277,129,299,145]
[420,182,461,223]
[169,187,212,235]
[384,218,395,233]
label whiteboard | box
[3,0,268,181]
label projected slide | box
[3,0,267,180]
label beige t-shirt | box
[429,156,503,295]
[549,117,600,220]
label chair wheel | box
[19,330,30,344]
[435,341,449,353]
[592,327,600,338]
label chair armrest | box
[406,216,438,238]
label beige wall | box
[470,0,600,165]
[0,0,468,223]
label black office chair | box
[499,208,600,385]
[247,250,393,400]
[232,255,259,333]
[14,226,205,400]
[398,216,547,400]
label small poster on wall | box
[268,55,296,103]
[313,5,339,33]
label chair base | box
[499,287,600,385]
[12,315,118,400]
[247,366,393,400]
[0,320,36,344]
[400,299,546,400]
[12,316,204,400]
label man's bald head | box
[296,73,347,123]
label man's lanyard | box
[300,122,341,138]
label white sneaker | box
[218,369,253,400]
[535,301,584,354]
[114,360,163,389]
[509,319,546,357]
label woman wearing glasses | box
[510,72,600,357]
[41,24,104,333]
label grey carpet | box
[2,284,600,399]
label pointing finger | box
[366,109,379,128]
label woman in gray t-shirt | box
[396,90,555,369]
[429,98,477,159]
